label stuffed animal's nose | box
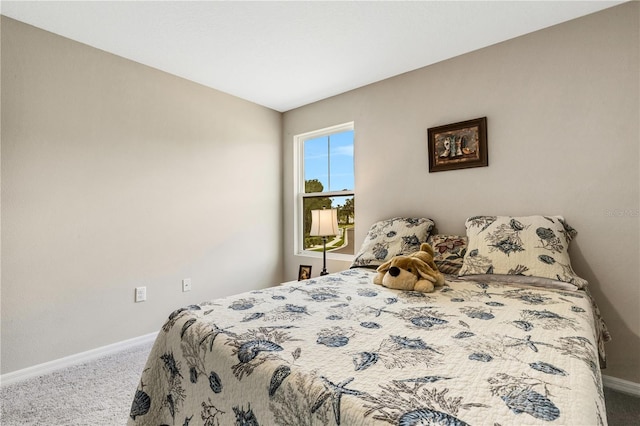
[389,266,400,277]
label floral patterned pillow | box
[458,215,588,289]
[350,217,435,269]
[427,234,468,275]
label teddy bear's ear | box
[376,259,393,273]
[413,258,437,283]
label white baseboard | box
[0,331,158,387]
[603,374,640,397]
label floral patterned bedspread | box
[128,268,607,425]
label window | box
[294,122,355,258]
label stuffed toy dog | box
[373,243,445,293]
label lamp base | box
[321,237,329,276]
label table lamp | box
[309,208,339,276]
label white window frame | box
[293,122,355,261]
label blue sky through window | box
[304,130,354,192]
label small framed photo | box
[298,265,312,281]
[428,117,488,172]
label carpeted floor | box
[0,341,152,426]
[604,387,640,426]
[1,340,638,425]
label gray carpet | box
[1,340,638,425]
[604,387,640,426]
[0,341,152,426]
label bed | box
[128,216,610,425]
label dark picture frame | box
[298,265,312,281]
[428,117,488,172]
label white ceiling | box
[1,1,625,112]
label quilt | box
[128,268,607,425]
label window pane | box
[303,130,354,193]
[304,136,329,193]
[303,195,355,255]
[329,130,354,192]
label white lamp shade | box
[309,209,339,237]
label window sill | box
[295,250,354,263]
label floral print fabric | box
[350,217,435,269]
[458,216,588,289]
[427,234,468,275]
[129,268,607,426]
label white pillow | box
[458,215,588,289]
[350,217,435,269]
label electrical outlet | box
[135,286,147,302]
[182,278,192,292]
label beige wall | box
[283,3,639,383]
[1,17,283,374]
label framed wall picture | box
[428,117,488,172]
[298,265,312,281]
